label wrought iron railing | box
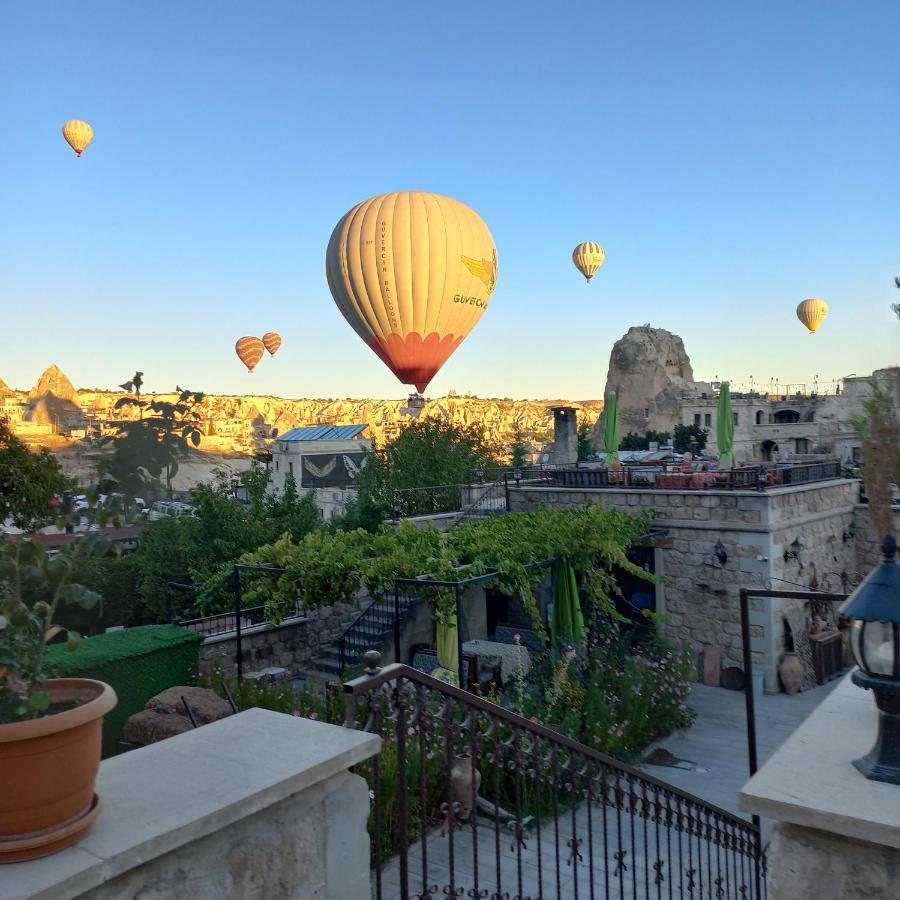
[179,599,302,637]
[454,476,509,525]
[337,588,423,673]
[344,654,766,900]
[392,484,465,518]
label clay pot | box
[450,753,482,822]
[0,679,117,863]
[778,652,804,696]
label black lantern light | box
[714,540,728,565]
[783,538,802,563]
[843,517,858,543]
[841,535,900,784]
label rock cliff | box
[595,326,703,444]
[29,365,77,403]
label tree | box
[618,430,672,452]
[0,419,69,531]
[892,275,899,320]
[509,427,528,469]
[577,420,595,461]
[102,378,204,499]
[341,418,499,530]
[672,424,708,454]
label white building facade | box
[269,424,372,520]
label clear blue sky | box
[2,1,897,399]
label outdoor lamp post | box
[842,535,900,785]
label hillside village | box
[0,364,604,488]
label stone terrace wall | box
[199,601,359,675]
[853,503,900,572]
[508,480,861,690]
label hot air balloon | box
[62,120,94,157]
[262,332,282,356]
[326,191,498,393]
[572,242,605,283]
[796,299,829,334]
[235,336,265,373]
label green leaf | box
[66,630,81,651]
[28,691,51,712]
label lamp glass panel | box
[852,620,896,676]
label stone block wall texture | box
[508,482,881,685]
[854,503,900,572]
[766,821,900,900]
[77,771,370,900]
[199,600,359,675]
[45,624,202,757]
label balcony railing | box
[344,654,766,900]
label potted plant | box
[0,540,117,863]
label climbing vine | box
[194,504,657,628]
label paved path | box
[377,678,841,898]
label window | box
[275,461,279,471]
[694,414,701,426]
[733,412,738,425]
[704,414,711,427]
[755,411,763,425]
[796,438,809,453]
[644,408,650,417]
[851,446,862,464]
[288,461,294,475]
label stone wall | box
[853,502,900,572]
[508,480,866,690]
[0,709,379,900]
[199,601,360,675]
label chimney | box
[547,406,577,466]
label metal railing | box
[345,653,766,900]
[337,587,424,673]
[392,484,465,519]
[179,601,297,637]
[454,476,509,525]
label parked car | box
[147,501,194,522]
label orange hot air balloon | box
[262,332,282,356]
[326,191,498,393]
[235,336,265,373]
[796,299,829,334]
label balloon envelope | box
[62,120,94,157]
[572,242,605,282]
[326,191,498,393]
[796,299,829,334]
[262,332,282,356]
[235,336,265,373]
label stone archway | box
[761,439,779,461]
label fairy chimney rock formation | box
[596,326,702,443]
[29,364,77,403]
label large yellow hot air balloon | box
[326,191,498,393]
[796,299,829,334]
[572,242,605,283]
[62,120,94,157]
[262,332,282,356]
[235,336,265,373]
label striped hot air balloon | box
[62,120,94,157]
[796,299,829,334]
[235,336,265,373]
[326,191,498,393]
[572,242,606,283]
[262,332,282,356]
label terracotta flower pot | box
[0,678,117,863]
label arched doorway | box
[761,440,779,461]
[773,409,800,424]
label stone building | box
[270,424,372,520]
[508,475,894,692]
[595,325,899,463]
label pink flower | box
[292,711,301,717]
[514,633,521,644]
[310,712,319,721]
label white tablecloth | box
[463,639,531,683]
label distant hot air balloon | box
[572,242,605,283]
[326,192,498,393]
[62,120,94,157]
[262,332,282,356]
[235,336,265,373]
[796,299,829,334]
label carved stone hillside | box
[595,326,704,442]
[29,364,77,403]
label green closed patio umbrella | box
[552,559,585,643]
[435,613,460,687]
[603,391,619,466]
[717,382,735,466]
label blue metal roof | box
[279,424,368,442]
